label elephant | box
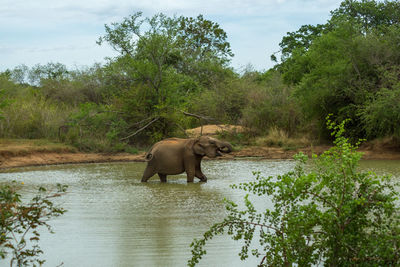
[141,136,232,183]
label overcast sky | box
[0,0,343,72]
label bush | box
[253,126,312,149]
[188,76,246,125]
[189,118,400,266]
[360,86,400,139]
[0,182,67,266]
[0,96,71,139]
[241,71,301,136]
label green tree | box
[330,0,400,32]
[189,118,400,266]
[28,62,70,86]
[360,86,400,138]
[0,89,8,120]
[97,12,233,143]
[274,23,327,64]
[276,0,400,66]
[9,64,29,85]
[277,0,400,139]
[241,70,301,136]
[0,72,20,121]
[0,182,67,266]
[177,14,233,62]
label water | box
[0,159,399,267]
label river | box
[1,159,399,266]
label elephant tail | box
[145,152,153,161]
[144,144,156,161]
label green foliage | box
[360,86,400,138]
[330,0,400,32]
[0,182,67,266]
[188,74,245,124]
[0,89,10,120]
[276,23,327,63]
[0,11,237,150]
[189,118,400,266]
[241,70,301,136]
[39,64,108,106]
[277,0,400,66]
[62,103,128,151]
[96,12,234,144]
[0,95,70,139]
[28,62,70,86]
[3,2,400,149]
[177,14,233,62]
[278,0,400,139]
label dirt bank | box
[1,132,399,169]
[1,146,399,170]
[0,152,145,169]
[0,139,146,169]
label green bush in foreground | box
[0,182,67,266]
[189,118,400,266]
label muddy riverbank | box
[1,145,399,169]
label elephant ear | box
[191,139,206,156]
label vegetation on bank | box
[0,0,399,153]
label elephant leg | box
[184,158,196,183]
[195,160,207,182]
[186,168,195,183]
[195,171,207,182]
[158,173,167,183]
[195,169,207,182]
[141,165,156,182]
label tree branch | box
[303,189,340,213]
[182,111,216,121]
[120,117,159,141]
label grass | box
[0,139,77,156]
[253,127,314,150]
[360,136,400,152]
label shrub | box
[0,182,67,266]
[188,77,247,124]
[0,97,71,139]
[254,126,312,149]
[360,86,400,139]
[241,71,301,136]
[189,118,400,266]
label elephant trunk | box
[217,141,233,153]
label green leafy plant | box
[0,182,67,266]
[189,118,400,266]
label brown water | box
[0,159,399,267]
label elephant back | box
[144,138,186,162]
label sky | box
[0,0,344,72]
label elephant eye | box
[209,140,216,145]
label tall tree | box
[96,12,233,143]
[275,0,400,139]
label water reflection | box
[0,159,398,266]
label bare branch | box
[126,116,155,129]
[120,117,159,141]
[182,111,216,121]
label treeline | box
[0,0,399,152]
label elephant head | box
[192,136,232,158]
